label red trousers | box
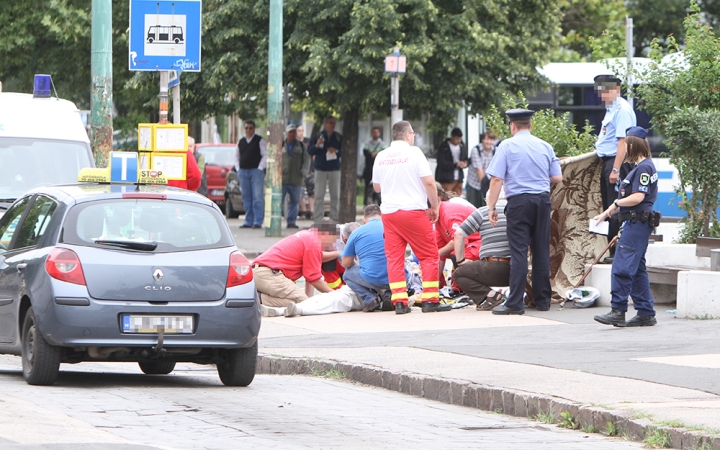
[383,210,439,304]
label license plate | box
[210,189,225,196]
[121,315,194,334]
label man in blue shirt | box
[308,116,342,222]
[594,75,637,261]
[486,109,563,315]
[341,205,390,312]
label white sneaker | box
[261,304,278,317]
[285,302,298,317]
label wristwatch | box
[613,199,620,207]
[611,168,619,173]
[488,207,496,211]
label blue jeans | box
[610,220,655,316]
[343,264,389,306]
[282,184,303,226]
[239,168,265,227]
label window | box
[13,196,58,249]
[63,199,233,252]
[0,197,31,251]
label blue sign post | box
[129,0,201,72]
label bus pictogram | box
[147,25,184,44]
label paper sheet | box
[589,219,609,235]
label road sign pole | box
[91,0,113,167]
[173,85,181,124]
[159,71,169,125]
[265,0,283,237]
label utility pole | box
[265,0,283,236]
[626,16,634,109]
[90,0,113,167]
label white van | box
[0,81,94,215]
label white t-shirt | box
[372,140,432,214]
[449,142,461,180]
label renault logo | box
[153,269,164,282]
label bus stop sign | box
[129,0,201,72]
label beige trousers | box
[253,266,308,307]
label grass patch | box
[324,367,347,379]
[629,409,654,420]
[656,419,685,428]
[559,411,578,429]
[694,313,717,320]
[580,424,599,433]
[494,408,504,414]
[535,411,556,424]
[644,427,671,448]
[603,422,618,437]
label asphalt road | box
[260,306,720,396]
[0,355,642,449]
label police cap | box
[594,74,622,91]
[505,109,535,122]
[626,126,648,139]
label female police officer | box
[593,126,659,327]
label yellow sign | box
[77,167,110,183]
[137,123,155,151]
[150,152,187,180]
[154,124,188,152]
[138,170,168,185]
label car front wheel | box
[138,361,176,375]
[216,341,257,386]
[21,308,62,386]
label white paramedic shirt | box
[372,140,432,214]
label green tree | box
[627,0,689,56]
[190,0,563,222]
[555,0,627,61]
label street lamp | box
[385,47,407,126]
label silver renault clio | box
[0,183,260,386]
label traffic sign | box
[168,70,180,88]
[129,0,202,72]
[110,151,139,183]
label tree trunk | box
[339,106,360,223]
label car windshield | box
[198,146,235,166]
[0,138,92,200]
[62,198,234,252]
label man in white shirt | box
[235,119,267,229]
[372,121,449,314]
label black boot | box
[395,302,412,315]
[624,315,657,327]
[594,309,626,326]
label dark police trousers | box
[504,193,552,310]
[610,220,655,316]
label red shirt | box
[253,230,323,282]
[435,201,481,248]
[167,149,202,191]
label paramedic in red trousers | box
[486,109,562,315]
[167,136,202,191]
[372,120,449,314]
[435,192,480,290]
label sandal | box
[477,291,504,311]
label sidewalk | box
[232,218,720,448]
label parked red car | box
[195,143,236,210]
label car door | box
[0,195,59,344]
[0,196,32,343]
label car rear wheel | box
[216,341,257,386]
[21,308,62,386]
[138,361,176,375]
[225,195,240,219]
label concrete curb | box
[257,354,719,449]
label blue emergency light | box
[33,74,52,98]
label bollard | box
[711,249,720,271]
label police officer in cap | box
[486,109,563,315]
[593,126,659,327]
[594,74,637,262]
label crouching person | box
[253,222,339,316]
[453,195,511,311]
[340,205,391,312]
